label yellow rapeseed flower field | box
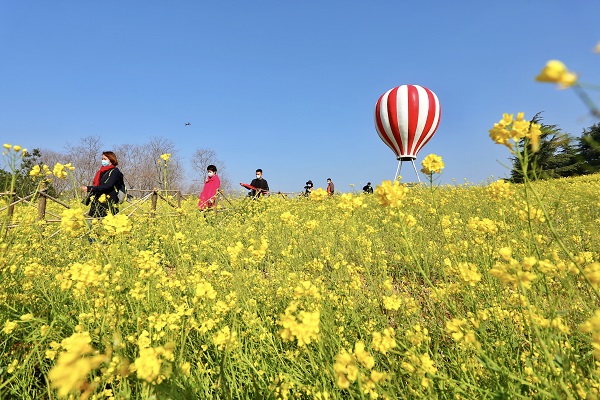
[1,149,600,399]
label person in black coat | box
[249,168,269,197]
[363,182,374,194]
[81,151,124,218]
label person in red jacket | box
[198,164,221,210]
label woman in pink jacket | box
[198,165,221,210]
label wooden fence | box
[0,189,185,225]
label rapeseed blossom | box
[53,163,68,179]
[371,328,397,354]
[535,60,578,88]
[489,112,541,152]
[375,180,408,207]
[2,320,17,334]
[421,154,444,175]
[133,347,162,383]
[488,179,514,200]
[279,304,320,346]
[60,208,85,234]
[102,213,132,235]
[310,187,328,201]
[29,165,41,177]
[580,310,600,359]
[48,331,105,398]
[213,326,238,350]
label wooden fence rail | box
[0,189,184,225]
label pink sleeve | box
[198,176,221,209]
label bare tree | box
[64,137,103,187]
[38,148,72,195]
[144,137,184,191]
[189,147,232,194]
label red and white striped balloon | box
[374,85,441,160]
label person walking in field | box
[249,168,269,197]
[363,182,373,194]
[327,178,335,196]
[81,151,124,218]
[198,164,221,210]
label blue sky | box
[1,1,599,193]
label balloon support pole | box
[394,159,422,184]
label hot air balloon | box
[374,85,441,182]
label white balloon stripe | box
[396,85,410,158]
[376,90,402,157]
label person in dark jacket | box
[249,168,269,197]
[304,180,313,196]
[327,178,335,196]
[81,151,124,218]
[363,182,374,194]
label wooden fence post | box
[7,193,15,218]
[151,190,158,217]
[38,191,47,221]
[177,191,181,208]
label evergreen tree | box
[0,148,56,197]
[509,116,577,182]
[576,123,600,174]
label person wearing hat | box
[363,182,373,194]
[304,180,313,196]
[326,178,335,196]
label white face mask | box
[256,174,261,179]
[207,172,214,177]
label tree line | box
[1,136,232,198]
[509,120,600,182]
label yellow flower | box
[13,145,21,152]
[180,361,191,377]
[457,262,481,287]
[372,328,397,354]
[535,60,578,88]
[375,180,408,207]
[310,187,328,201]
[53,163,68,179]
[353,341,375,369]
[60,208,85,234]
[584,263,600,289]
[20,313,34,322]
[159,153,171,163]
[102,213,132,236]
[49,332,105,398]
[3,144,11,149]
[133,347,162,383]
[7,359,19,374]
[29,165,41,177]
[580,309,600,359]
[213,326,238,350]
[2,320,17,334]
[421,154,445,174]
[333,349,358,389]
[278,305,320,346]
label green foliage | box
[509,117,600,182]
[0,149,56,197]
[576,122,600,174]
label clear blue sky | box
[1,1,599,193]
